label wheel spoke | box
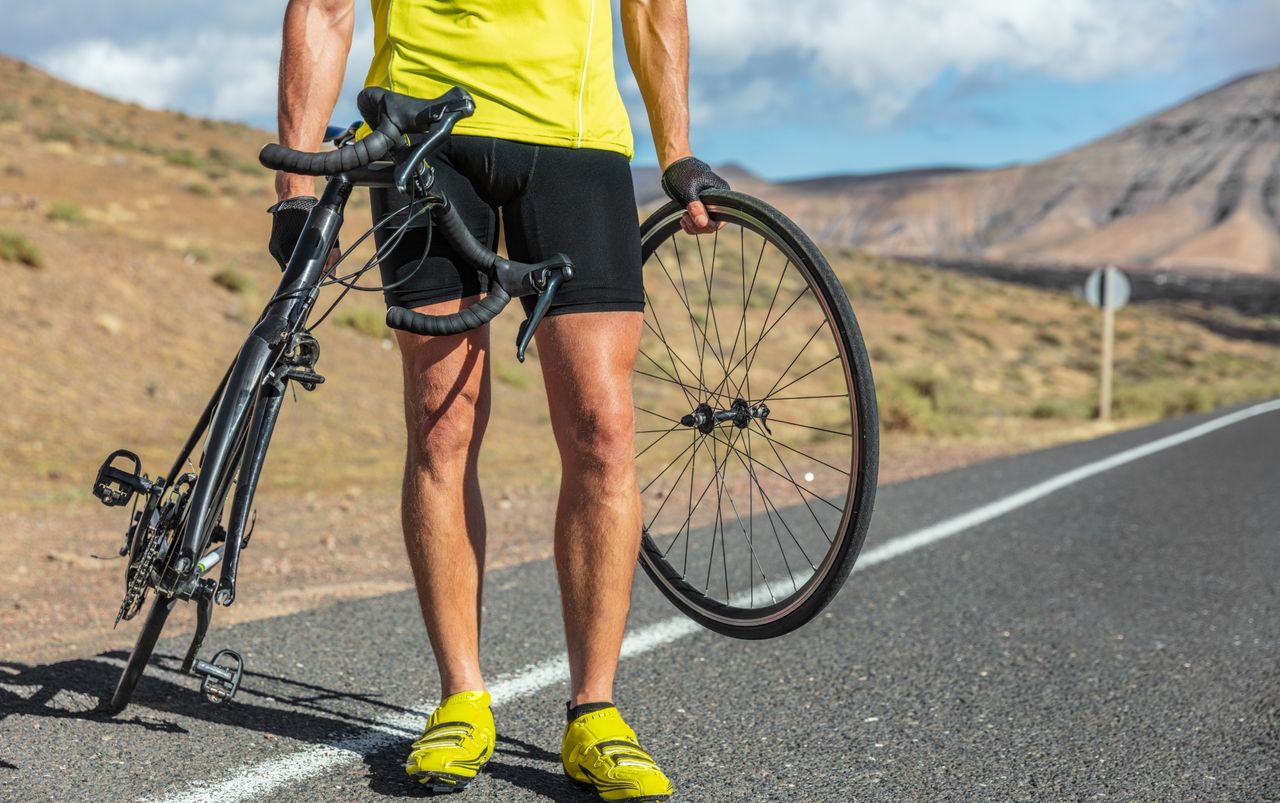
[750,426,851,477]
[697,228,741,401]
[635,362,705,399]
[765,393,850,402]
[635,423,682,460]
[722,437,816,575]
[660,434,732,564]
[767,417,852,439]
[743,423,778,605]
[748,427,838,542]
[644,438,699,531]
[763,355,844,403]
[635,405,682,425]
[704,433,723,595]
[724,234,768,394]
[641,294,702,408]
[697,430,772,600]
[757,321,829,403]
[705,275,808,404]
[652,248,716,392]
[640,436,700,495]
[710,428,843,523]
[672,238,734,389]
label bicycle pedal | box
[191,649,244,704]
[92,449,152,507]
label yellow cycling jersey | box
[364,0,633,158]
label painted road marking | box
[150,399,1280,803]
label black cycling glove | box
[660,156,730,206]
[267,196,320,271]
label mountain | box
[635,68,1280,276]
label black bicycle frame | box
[163,153,540,600]
[168,169,381,591]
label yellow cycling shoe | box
[562,704,673,801]
[405,690,495,791]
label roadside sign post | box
[1083,266,1131,422]
[1100,301,1115,421]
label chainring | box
[115,498,183,625]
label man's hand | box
[267,197,341,271]
[267,197,320,271]
[661,156,729,234]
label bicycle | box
[92,85,878,715]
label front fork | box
[173,343,314,705]
[214,370,286,607]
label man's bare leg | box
[536,311,645,707]
[396,297,491,696]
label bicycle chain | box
[115,527,165,625]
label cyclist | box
[270,0,727,798]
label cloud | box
[30,9,375,129]
[1193,0,1280,74]
[42,34,280,120]
[9,0,1272,143]
[684,0,1220,125]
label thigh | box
[396,296,492,429]
[372,138,498,311]
[536,311,643,450]
[502,146,644,318]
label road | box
[2,402,1278,802]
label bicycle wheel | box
[107,591,176,714]
[634,190,878,639]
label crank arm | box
[181,580,217,673]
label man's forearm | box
[276,0,356,200]
[621,0,692,170]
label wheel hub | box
[680,398,770,434]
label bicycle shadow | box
[0,654,596,799]
[0,652,406,769]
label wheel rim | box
[635,201,861,627]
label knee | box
[406,391,489,479]
[561,401,635,479]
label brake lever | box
[515,268,567,363]
[393,111,462,195]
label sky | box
[3,1,1277,180]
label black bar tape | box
[382,202,508,336]
[258,129,397,176]
[385,286,510,336]
[431,202,497,272]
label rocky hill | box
[640,67,1280,276]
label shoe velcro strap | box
[594,739,659,767]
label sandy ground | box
[1,440,1023,668]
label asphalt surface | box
[2,403,1277,802]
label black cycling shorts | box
[371,135,644,316]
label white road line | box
[149,399,1280,803]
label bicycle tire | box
[107,591,176,714]
[633,190,878,639]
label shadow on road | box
[0,654,598,799]
[363,731,592,801]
